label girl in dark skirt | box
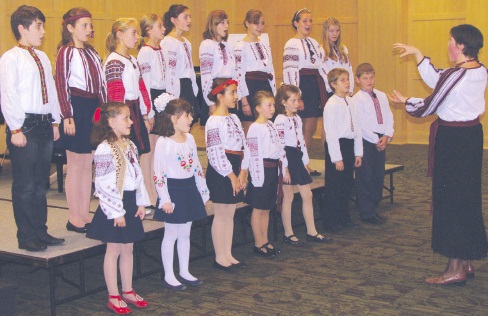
[274,84,332,246]
[153,95,209,290]
[206,78,249,270]
[87,102,149,314]
[55,8,107,233]
[245,91,282,258]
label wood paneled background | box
[1,0,487,151]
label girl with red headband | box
[55,7,107,233]
[205,78,249,271]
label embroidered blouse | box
[153,133,209,208]
[323,45,354,93]
[353,89,394,144]
[137,44,166,92]
[247,121,284,187]
[405,57,487,121]
[199,39,236,106]
[274,114,308,166]
[283,37,327,87]
[93,140,149,219]
[205,114,250,177]
[0,46,61,130]
[160,36,198,98]
[323,94,363,163]
[104,52,153,118]
[234,40,276,98]
[55,45,107,118]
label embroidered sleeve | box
[273,116,288,170]
[55,45,74,118]
[283,41,300,86]
[94,142,125,219]
[153,137,171,207]
[137,67,152,117]
[137,47,152,97]
[105,59,125,102]
[161,38,180,97]
[199,40,216,105]
[87,48,108,104]
[406,66,466,118]
[234,42,250,98]
[205,118,233,177]
[323,101,343,163]
[189,134,210,203]
[247,125,264,187]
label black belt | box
[25,113,53,122]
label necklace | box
[455,58,477,67]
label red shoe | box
[122,289,149,308]
[107,295,132,314]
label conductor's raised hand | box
[393,43,424,63]
[387,90,408,104]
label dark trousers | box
[321,138,355,227]
[355,139,386,219]
[7,115,53,243]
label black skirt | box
[150,88,165,135]
[127,99,150,154]
[285,146,312,185]
[179,78,200,125]
[237,77,273,122]
[56,95,99,153]
[207,152,245,204]
[298,74,322,118]
[245,158,279,210]
[431,124,487,260]
[87,190,145,243]
[153,176,207,223]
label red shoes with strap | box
[122,289,149,308]
[107,295,132,314]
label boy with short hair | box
[353,63,394,224]
[0,5,64,251]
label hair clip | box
[154,93,176,112]
[93,107,101,123]
[293,8,310,19]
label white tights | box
[161,222,195,286]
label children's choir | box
[1,4,403,313]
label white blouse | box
[406,57,487,121]
[353,89,394,144]
[137,44,166,91]
[274,114,308,166]
[0,46,61,130]
[234,40,276,98]
[323,45,354,93]
[323,94,363,163]
[93,140,149,219]
[160,36,198,98]
[283,37,327,87]
[153,133,209,208]
[205,114,250,177]
[199,39,236,106]
[247,121,284,187]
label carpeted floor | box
[2,142,488,315]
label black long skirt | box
[127,99,150,154]
[431,124,487,260]
[179,78,200,125]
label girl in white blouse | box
[283,8,328,160]
[275,84,332,246]
[153,95,209,290]
[87,102,149,314]
[235,9,276,134]
[206,78,249,270]
[137,14,167,211]
[161,4,199,121]
[246,91,282,258]
[199,10,236,125]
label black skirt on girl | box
[245,158,279,210]
[237,74,273,122]
[285,146,312,185]
[298,73,323,118]
[153,176,207,223]
[87,190,145,243]
[150,88,165,136]
[179,78,200,124]
[126,99,150,155]
[207,152,245,204]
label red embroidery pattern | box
[94,154,115,177]
[207,128,222,146]
[247,137,259,157]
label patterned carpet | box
[3,142,488,315]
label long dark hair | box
[155,99,193,137]
[91,102,129,147]
[163,4,188,36]
[58,7,93,50]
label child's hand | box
[63,118,76,136]
[283,170,291,184]
[335,161,344,171]
[136,205,146,219]
[114,215,126,227]
[376,136,388,151]
[228,173,240,196]
[242,104,252,116]
[298,99,305,111]
[238,170,248,190]
[355,156,362,168]
[162,202,174,214]
[148,117,155,131]
[53,126,60,141]
[11,132,27,147]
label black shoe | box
[375,214,387,222]
[361,216,383,225]
[306,233,334,244]
[232,261,247,268]
[66,221,88,233]
[342,221,360,229]
[162,279,186,291]
[263,242,281,254]
[310,170,321,177]
[178,276,204,286]
[213,261,235,272]
[282,234,301,246]
[18,239,47,252]
[38,234,65,246]
[254,245,275,258]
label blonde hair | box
[275,84,301,115]
[327,68,349,92]
[106,18,138,53]
[138,14,160,50]
[203,10,229,41]
[322,17,349,63]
